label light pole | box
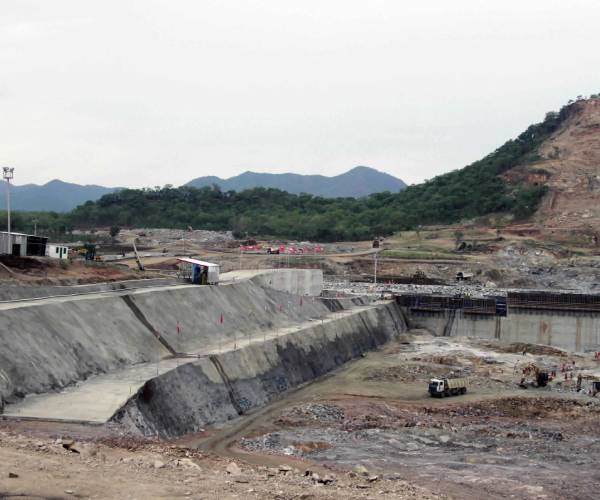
[373,250,378,285]
[3,167,14,255]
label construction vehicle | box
[132,240,145,271]
[519,363,549,388]
[428,377,469,397]
[83,243,96,261]
[266,246,280,255]
[456,271,474,281]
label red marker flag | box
[219,313,224,324]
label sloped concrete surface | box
[1,307,368,423]
[112,302,406,438]
[0,268,404,434]
[2,358,184,423]
[0,269,324,412]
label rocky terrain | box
[230,336,600,500]
[0,426,441,499]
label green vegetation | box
[0,210,73,238]
[2,103,570,242]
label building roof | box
[176,257,219,268]
[0,231,47,239]
[0,231,30,236]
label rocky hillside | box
[504,97,600,241]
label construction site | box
[0,228,599,500]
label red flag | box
[219,313,224,324]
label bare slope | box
[528,99,600,232]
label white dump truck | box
[428,377,470,397]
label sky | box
[1,1,600,188]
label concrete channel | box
[0,269,407,438]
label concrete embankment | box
[249,269,323,296]
[111,301,407,438]
[0,270,326,410]
[0,277,184,301]
[403,308,600,352]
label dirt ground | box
[9,218,600,293]
[104,224,600,293]
[2,334,600,499]
[0,255,159,286]
[201,334,600,500]
[0,425,440,499]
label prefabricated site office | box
[0,231,48,257]
[177,257,220,285]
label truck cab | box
[428,379,445,396]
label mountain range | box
[0,167,406,212]
[0,180,118,213]
[186,166,406,198]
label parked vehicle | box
[428,377,470,397]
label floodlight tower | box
[3,167,14,255]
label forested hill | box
[7,99,579,241]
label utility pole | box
[373,250,378,285]
[3,167,14,255]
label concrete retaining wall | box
[122,280,331,354]
[0,296,172,408]
[0,270,328,410]
[404,308,600,352]
[250,269,323,296]
[111,301,407,438]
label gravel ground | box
[234,336,600,500]
[0,428,443,499]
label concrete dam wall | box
[0,270,327,409]
[111,301,407,438]
[403,308,600,352]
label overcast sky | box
[1,1,599,188]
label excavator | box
[519,363,550,388]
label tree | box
[454,230,464,249]
[110,226,121,242]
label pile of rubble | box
[128,228,234,245]
[275,403,345,426]
[323,279,501,299]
